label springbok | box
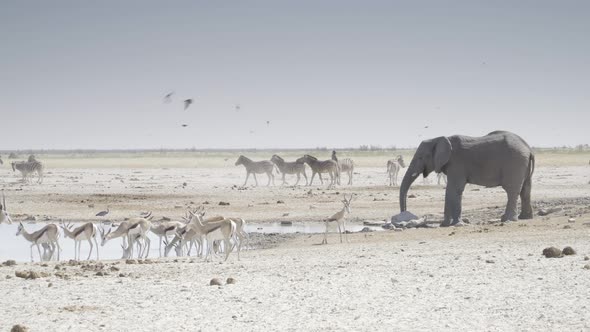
[0,191,13,224]
[16,222,61,262]
[323,194,354,244]
[150,220,185,257]
[235,155,276,186]
[61,222,99,261]
[296,155,339,186]
[184,208,237,261]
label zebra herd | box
[235,152,422,187]
[0,154,44,184]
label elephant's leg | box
[501,187,520,222]
[442,179,466,226]
[518,175,533,219]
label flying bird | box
[424,125,429,129]
[182,124,188,127]
[163,91,174,103]
[266,121,270,126]
[184,99,193,110]
[235,104,241,112]
[96,207,110,217]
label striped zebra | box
[235,155,276,187]
[296,155,339,186]
[271,155,308,186]
[386,155,405,186]
[11,161,44,184]
[331,151,354,185]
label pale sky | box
[1,1,588,150]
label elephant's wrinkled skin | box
[399,131,535,226]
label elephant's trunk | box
[399,167,420,212]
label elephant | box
[399,131,535,226]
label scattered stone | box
[584,264,590,270]
[226,277,237,284]
[109,266,120,272]
[542,247,563,258]
[585,256,589,261]
[280,221,293,226]
[219,201,230,206]
[95,271,107,276]
[568,218,576,223]
[408,194,417,198]
[563,247,576,255]
[119,273,127,278]
[15,271,41,280]
[563,225,572,229]
[125,259,138,265]
[485,260,495,264]
[538,208,562,216]
[3,260,17,267]
[203,201,210,205]
[282,213,289,217]
[359,227,374,233]
[210,278,223,286]
[11,325,29,332]
[276,200,285,204]
[381,223,395,230]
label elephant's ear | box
[433,137,452,173]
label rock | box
[280,221,293,226]
[563,225,572,229]
[15,271,28,279]
[563,247,576,255]
[110,266,120,272]
[226,277,237,284]
[568,218,576,223]
[219,201,230,206]
[485,260,495,264]
[210,278,223,286]
[125,259,138,265]
[282,213,290,217]
[584,264,590,270]
[391,211,419,223]
[461,218,470,224]
[381,223,395,230]
[95,271,107,276]
[276,200,285,204]
[3,260,17,266]
[11,325,29,332]
[542,247,563,258]
[538,208,562,216]
[359,227,374,233]
[584,256,589,261]
[408,194,417,198]
[48,282,53,288]
[119,273,127,278]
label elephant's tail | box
[528,153,535,180]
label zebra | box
[331,151,354,185]
[11,161,44,184]
[296,155,339,186]
[270,155,308,186]
[386,155,405,186]
[235,155,276,187]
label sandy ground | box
[0,151,589,331]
